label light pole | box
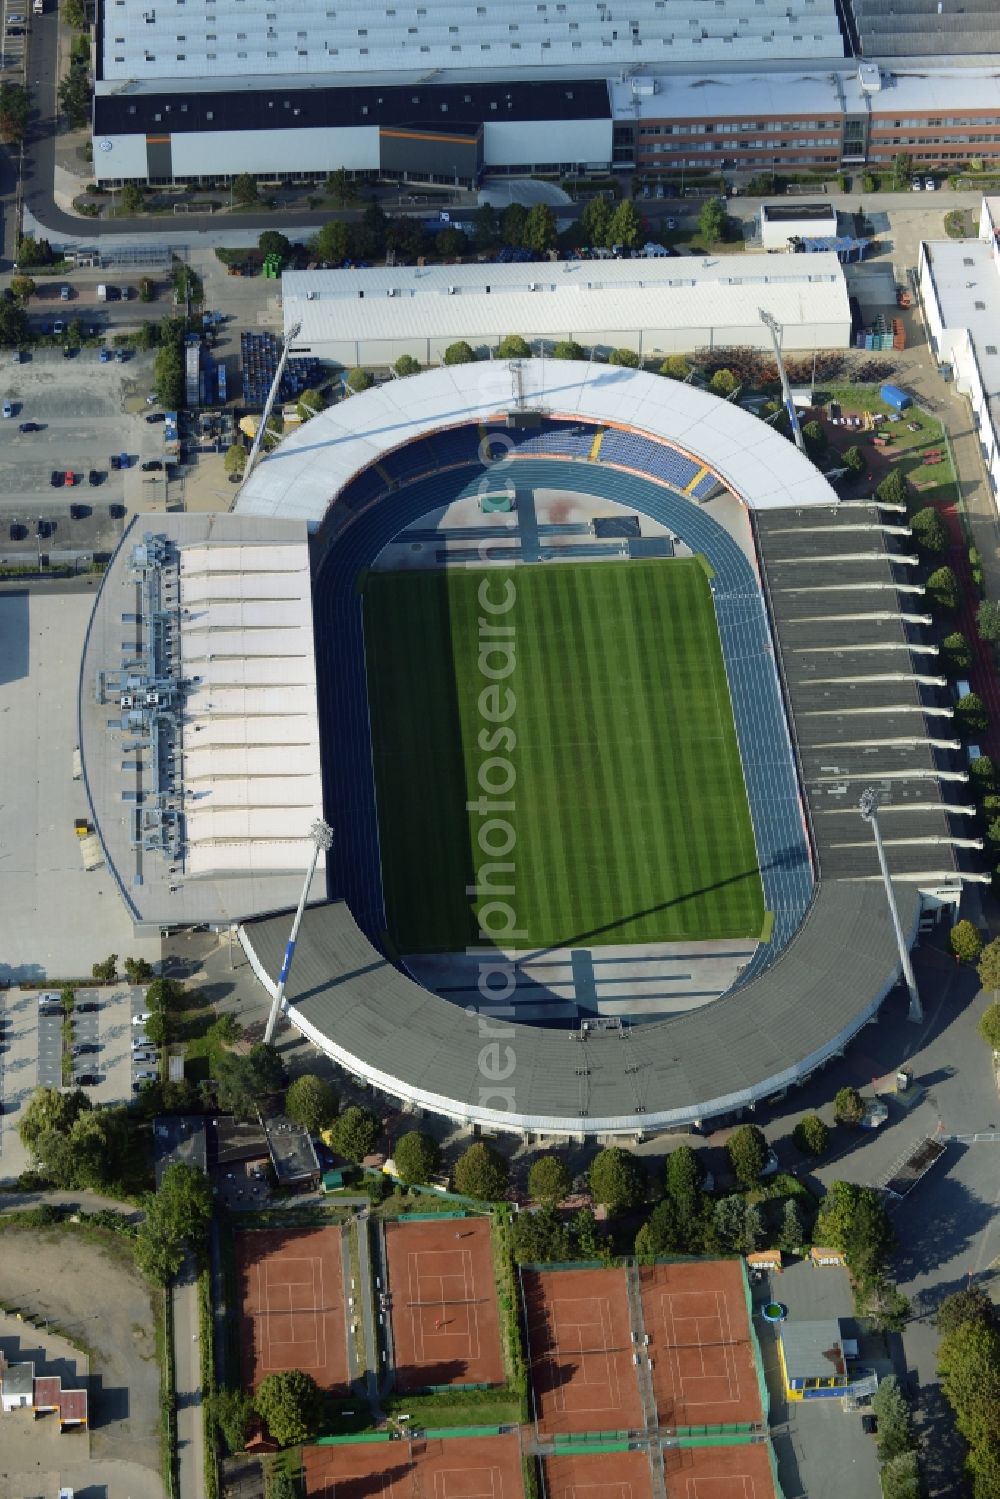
[859,786,923,1024]
[760,308,807,455]
[262,819,334,1044]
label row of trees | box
[19,1085,129,1193]
[936,1285,1000,1498]
[134,1161,213,1284]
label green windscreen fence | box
[424,1427,506,1439]
[315,1433,392,1446]
[741,1259,771,1424]
[551,1443,629,1456]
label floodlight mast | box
[236,319,302,498]
[263,818,334,1045]
[759,308,807,455]
[858,787,923,1024]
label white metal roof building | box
[237,358,840,528]
[918,197,1000,507]
[78,512,326,933]
[282,254,851,368]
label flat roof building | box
[154,1115,209,1187]
[282,255,852,369]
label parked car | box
[109,453,121,470]
[98,348,111,363]
[50,470,63,487]
[759,1147,780,1179]
[2,400,12,418]
[75,1073,100,1087]
[19,420,39,432]
[69,502,86,518]
[132,1051,158,1066]
[861,1414,878,1435]
[12,350,22,363]
[76,1001,99,1013]
[8,521,25,539]
[145,412,165,424]
[52,319,64,335]
[134,1068,159,1081]
[36,517,50,538]
[141,459,163,471]
[64,470,76,486]
[60,284,71,300]
[925,177,936,191]
[132,1011,152,1026]
[88,469,103,486]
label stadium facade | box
[203,360,977,1139]
[92,0,1000,185]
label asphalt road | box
[173,1252,207,1499]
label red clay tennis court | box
[543,1449,654,1499]
[522,1267,643,1435]
[236,1226,349,1394]
[662,1440,776,1498]
[639,1262,763,1430]
[385,1218,505,1392]
[304,1431,524,1499]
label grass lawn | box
[819,387,958,506]
[363,558,763,954]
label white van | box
[966,743,983,765]
[955,679,972,701]
[37,990,61,1008]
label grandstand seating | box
[598,429,701,491]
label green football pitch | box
[363,558,764,954]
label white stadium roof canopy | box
[236,360,840,528]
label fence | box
[315,1433,392,1446]
[741,1259,771,1425]
[423,1426,507,1439]
[411,1383,496,1396]
[546,1431,629,1444]
[550,1442,629,1456]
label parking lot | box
[0,985,137,1181]
[0,347,176,559]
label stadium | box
[81,360,973,1137]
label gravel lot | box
[0,1225,164,1481]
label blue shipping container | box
[879,383,912,411]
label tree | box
[154,336,185,410]
[454,1141,509,1200]
[528,1154,572,1208]
[609,198,642,250]
[216,1054,262,1121]
[872,1375,916,1460]
[792,1114,829,1156]
[815,1181,895,1281]
[512,1205,572,1263]
[314,219,350,264]
[524,203,557,255]
[444,341,476,366]
[970,755,996,794]
[19,1086,91,1152]
[713,1194,748,1251]
[92,953,118,982]
[143,1009,168,1047]
[910,504,947,553]
[978,1000,1000,1050]
[63,0,87,26]
[956,693,988,735]
[255,1369,324,1447]
[580,196,612,248]
[155,1162,214,1245]
[10,275,34,306]
[138,276,155,303]
[876,468,909,507]
[742,1201,766,1252]
[778,1197,806,1252]
[57,65,90,129]
[500,202,528,248]
[938,1315,1000,1451]
[709,368,739,398]
[224,444,247,477]
[345,366,373,393]
[473,204,500,251]
[977,937,1000,993]
[331,1104,380,1162]
[435,226,467,258]
[926,565,960,613]
[231,173,258,206]
[665,1145,704,1222]
[977,598,1000,643]
[394,354,421,376]
[0,82,30,146]
[258,230,291,260]
[285,1074,338,1136]
[296,387,325,423]
[950,919,983,963]
[209,1386,255,1454]
[892,151,912,187]
[114,181,144,216]
[942,631,974,673]
[15,234,52,269]
[843,444,865,474]
[497,334,531,359]
[553,340,585,361]
[726,1123,768,1186]
[571,1207,606,1261]
[833,1085,866,1125]
[609,347,640,368]
[325,168,357,207]
[698,198,727,243]
[801,419,826,452]
[588,1146,646,1213]
[937,1285,998,1338]
[393,1130,441,1186]
[880,1451,923,1499]
[123,956,155,984]
[635,1196,684,1256]
[134,1222,184,1285]
[660,355,690,380]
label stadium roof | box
[240,489,965,1134]
[281,256,849,356]
[98,0,844,88]
[79,512,326,932]
[847,0,1000,57]
[236,360,842,529]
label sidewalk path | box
[173,1253,206,1499]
